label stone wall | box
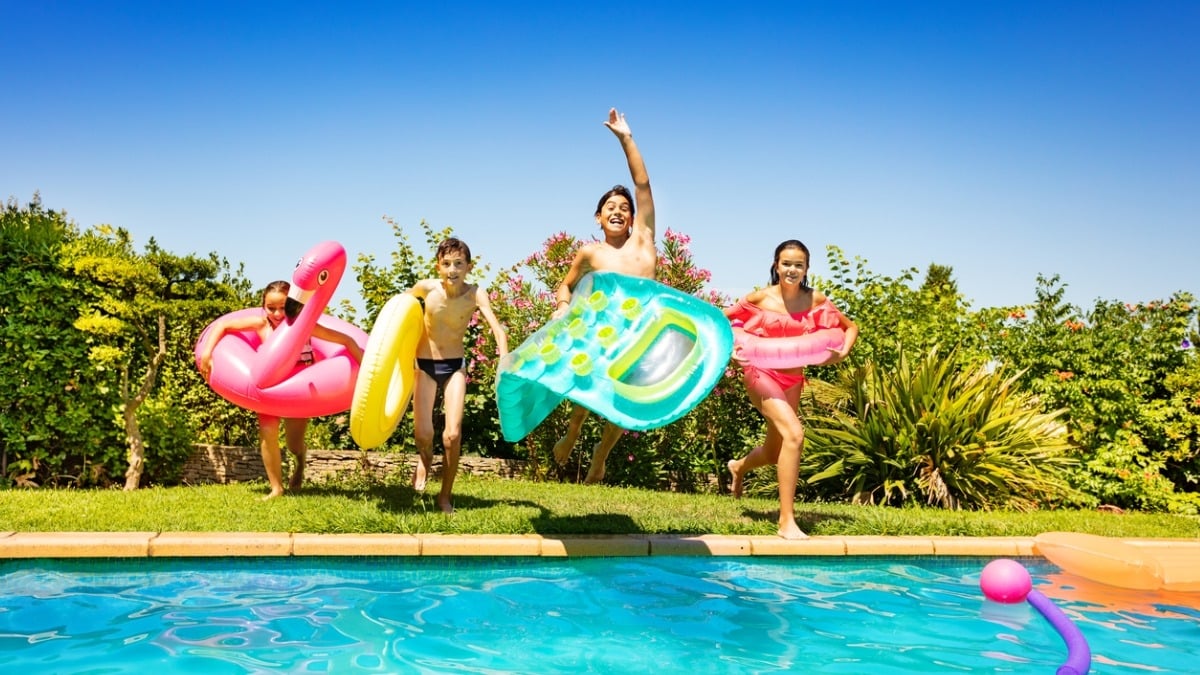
[183,444,528,485]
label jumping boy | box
[550,108,656,483]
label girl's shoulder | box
[743,286,774,305]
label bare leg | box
[258,416,286,500]
[584,422,624,484]
[411,370,439,491]
[437,372,468,514]
[284,418,309,491]
[758,390,808,540]
[727,406,783,498]
[553,404,590,465]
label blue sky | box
[4,1,1197,314]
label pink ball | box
[980,558,1033,603]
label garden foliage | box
[3,196,1197,513]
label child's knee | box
[414,425,435,446]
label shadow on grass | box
[301,481,653,534]
[738,506,855,534]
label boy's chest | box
[425,291,477,322]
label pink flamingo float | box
[195,241,368,418]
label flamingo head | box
[288,240,348,309]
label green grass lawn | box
[3,474,1198,538]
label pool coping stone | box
[1,532,1196,559]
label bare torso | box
[414,280,480,359]
[576,230,657,283]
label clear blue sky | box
[4,1,1197,313]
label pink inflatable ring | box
[195,241,367,418]
[733,326,846,369]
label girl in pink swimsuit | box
[724,240,859,539]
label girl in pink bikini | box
[724,239,859,539]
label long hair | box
[769,239,811,290]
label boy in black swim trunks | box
[406,238,508,513]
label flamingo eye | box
[318,270,330,284]
[295,258,302,268]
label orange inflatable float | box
[1034,532,1200,592]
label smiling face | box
[437,251,472,286]
[596,193,633,238]
[773,245,810,288]
[594,185,634,239]
[262,289,290,329]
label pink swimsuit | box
[727,298,845,400]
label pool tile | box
[0,532,155,558]
[150,532,293,557]
[293,533,420,556]
[931,536,1036,556]
[650,535,752,556]
[750,536,849,556]
[419,534,542,556]
[540,535,650,557]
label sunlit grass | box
[3,474,1197,538]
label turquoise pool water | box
[1,556,1196,673]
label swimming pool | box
[1,556,1196,673]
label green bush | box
[0,197,125,486]
[803,346,1077,510]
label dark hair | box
[436,237,472,263]
[262,280,303,321]
[769,239,811,289]
[262,280,290,299]
[595,184,634,218]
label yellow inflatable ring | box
[350,294,424,449]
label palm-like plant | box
[803,346,1077,510]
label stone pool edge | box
[1,532,1193,559]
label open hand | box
[604,108,631,138]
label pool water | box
[1,556,1196,673]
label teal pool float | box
[495,271,734,442]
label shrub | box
[803,346,1078,510]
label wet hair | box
[595,185,634,218]
[769,239,812,290]
[436,237,472,263]
[262,280,303,321]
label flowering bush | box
[484,228,755,489]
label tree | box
[63,225,234,489]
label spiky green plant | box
[803,346,1078,510]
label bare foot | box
[778,520,809,540]
[727,459,744,498]
[552,435,575,465]
[412,456,429,492]
[437,497,455,514]
[262,488,284,501]
[583,443,609,484]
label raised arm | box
[605,108,655,243]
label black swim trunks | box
[417,357,465,388]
